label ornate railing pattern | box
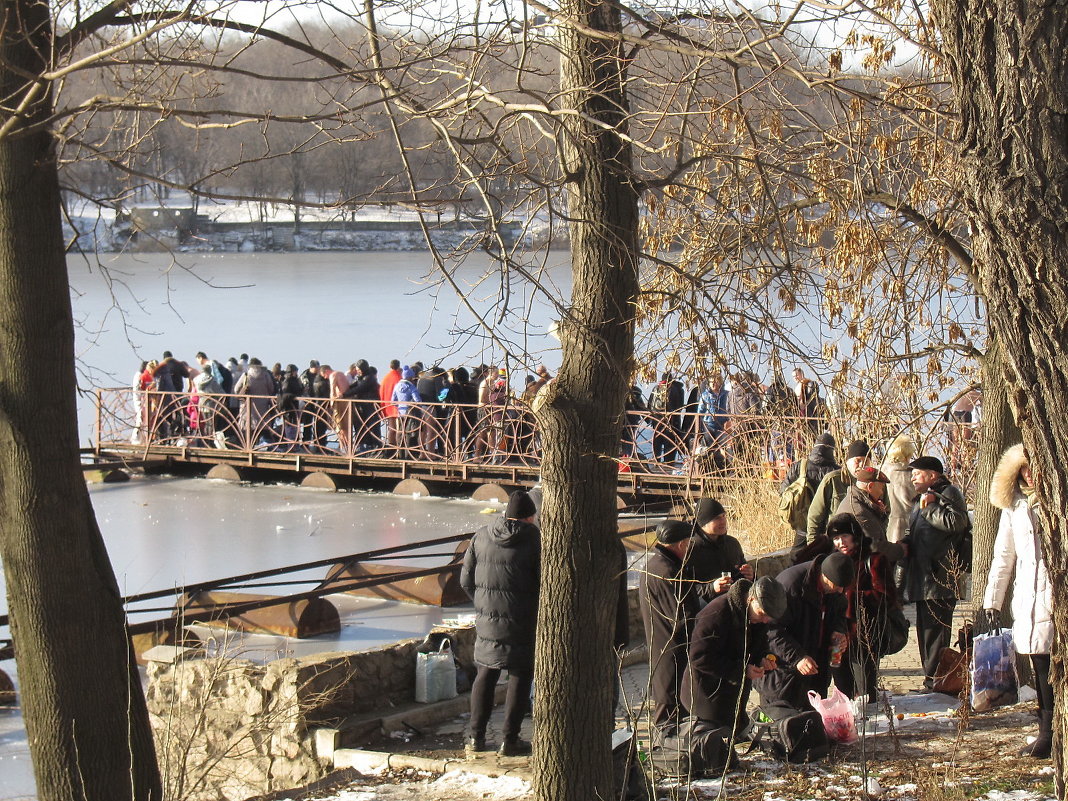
[94,387,978,485]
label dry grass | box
[719,479,795,556]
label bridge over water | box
[89,388,853,499]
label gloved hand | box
[984,608,1001,631]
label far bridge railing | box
[92,387,978,492]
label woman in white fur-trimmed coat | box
[982,443,1053,758]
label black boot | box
[1020,710,1053,759]
[465,732,490,754]
[498,737,532,757]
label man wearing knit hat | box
[687,497,753,601]
[780,432,841,550]
[639,519,702,739]
[806,439,872,544]
[460,490,540,756]
[682,576,787,736]
[901,455,970,690]
[758,552,852,710]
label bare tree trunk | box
[0,3,161,799]
[971,337,1021,611]
[930,2,1068,794]
[531,0,640,798]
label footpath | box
[311,602,1054,796]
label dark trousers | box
[1032,654,1054,714]
[468,665,533,742]
[648,643,686,733]
[916,599,956,686]
[831,641,879,703]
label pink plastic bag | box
[808,687,859,744]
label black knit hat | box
[845,440,870,460]
[821,552,856,587]
[505,490,537,520]
[815,432,836,449]
[656,519,692,545]
[695,497,726,526]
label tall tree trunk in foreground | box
[930,2,1068,795]
[532,0,640,797]
[970,337,1021,618]
[0,3,161,800]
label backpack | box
[649,383,669,413]
[214,360,234,394]
[778,458,813,530]
[647,718,733,779]
[745,703,829,763]
[951,525,973,573]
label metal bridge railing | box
[93,387,979,486]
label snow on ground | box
[309,770,530,801]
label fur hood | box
[990,443,1028,511]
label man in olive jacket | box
[806,439,871,543]
[901,456,971,689]
[460,490,540,757]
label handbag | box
[414,640,458,703]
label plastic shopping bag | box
[415,640,458,703]
[971,629,1018,712]
[808,686,859,744]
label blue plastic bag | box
[970,628,1018,712]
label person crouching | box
[681,576,787,738]
[757,552,853,710]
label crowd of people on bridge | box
[133,349,946,475]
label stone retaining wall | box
[146,627,476,801]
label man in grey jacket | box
[901,456,970,690]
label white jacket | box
[982,444,1052,655]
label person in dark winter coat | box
[901,455,970,690]
[687,497,753,601]
[758,552,852,710]
[460,491,541,757]
[346,360,381,450]
[826,514,898,704]
[639,519,701,739]
[681,577,786,737]
[781,433,840,549]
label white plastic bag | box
[971,628,1018,712]
[808,686,859,744]
[415,640,458,703]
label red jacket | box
[379,368,402,417]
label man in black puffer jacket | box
[460,490,540,757]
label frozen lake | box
[4,249,572,800]
[0,476,503,800]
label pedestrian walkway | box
[352,601,976,779]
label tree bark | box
[930,2,1068,795]
[531,1,640,798]
[970,337,1021,614]
[0,3,161,800]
